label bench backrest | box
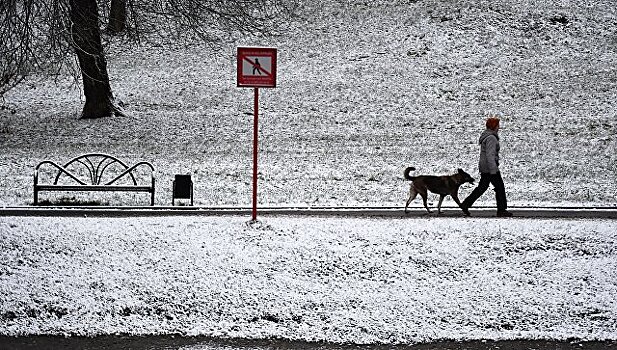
[35,153,154,186]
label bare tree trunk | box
[107,0,126,34]
[69,0,123,119]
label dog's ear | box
[458,168,464,174]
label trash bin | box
[172,174,193,206]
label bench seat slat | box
[36,185,153,192]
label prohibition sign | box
[237,47,277,88]
[236,47,278,221]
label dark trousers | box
[462,172,507,212]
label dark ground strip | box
[1,206,617,219]
[0,336,616,350]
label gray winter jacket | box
[478,129,500,174]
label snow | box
[0,0,615,208]
[1,216,616,343]
[0,0,616,345]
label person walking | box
[252,58,262,75]
[461,117,513,217]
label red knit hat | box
[486,117,500,130]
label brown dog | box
[404,167,475,214]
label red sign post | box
[237,47,277,221]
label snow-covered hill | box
[1,0,615,208]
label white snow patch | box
[1,216,615,344]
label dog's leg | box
[437,195,446,214]
[451,191,470,215]
[451,191,463,207]
[419,191,432,213]
[405,186,417,213]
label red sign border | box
[237,47,277,88]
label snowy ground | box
[1,216,616,344]
[0,0,616,346]
[0,0,615,208]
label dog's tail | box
[404,166,416,181]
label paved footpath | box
[1,206,616,219]
[1,336,616,350]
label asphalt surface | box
[0,336,616,350]
[1,206,616,219]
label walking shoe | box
[496,210,513,217]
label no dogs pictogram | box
[237,47,277,88]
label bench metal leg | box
[151,179,155,206]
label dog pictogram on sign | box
[237,47,277,88]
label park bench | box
[34,153,155,206]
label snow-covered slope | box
[1,1,615,208]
